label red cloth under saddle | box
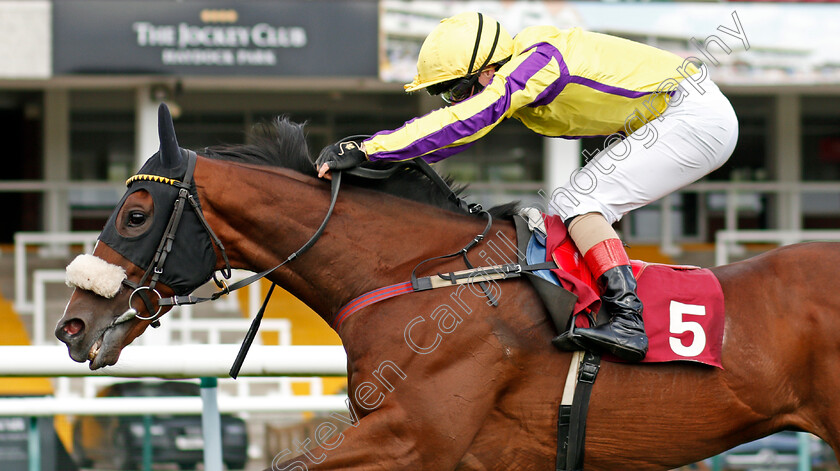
[543,214,725,368]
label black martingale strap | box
[556,351,601,471]
[228,282,275,378]
[412,158,478,214]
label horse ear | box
[157,103,182,169]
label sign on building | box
[53,1,378,77]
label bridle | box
[108,143,492,377]
[111,150,232,328]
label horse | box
[55,104,840,470]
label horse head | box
[55,104,219,369]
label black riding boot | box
[575,265,648,361]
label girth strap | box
[556,351,601,471]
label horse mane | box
[200,116,519,218]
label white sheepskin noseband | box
[65,254,127,299]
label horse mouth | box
[85,326,123,370]
[87,337,103,362]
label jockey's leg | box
[569,212,648,361]
[548,75,739,361]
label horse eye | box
[127,211,147,227]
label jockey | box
[316,12,738,362]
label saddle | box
[515,210,725,471]
[516,211,725,367]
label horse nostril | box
[62,319,85,337]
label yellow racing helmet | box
[404,12,513,93]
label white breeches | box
[548,77,739,225]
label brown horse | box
[55,105,840,470]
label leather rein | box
[110,146,493,378]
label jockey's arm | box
[363,45,562,164]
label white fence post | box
[715,229,840,265]
[200,377,224,471]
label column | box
[772,94,801,231]
[42,89,70,233]
[135,85,160,172]
[542,137,581,215]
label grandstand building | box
[1,1,840,467]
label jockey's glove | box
[316,140,368,171]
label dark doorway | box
[0,103,43,243]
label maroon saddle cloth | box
[542,214,725,368]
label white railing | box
[0,344,349,471]
[715,229,840,266]
[0,344,349,427]
[13,230,343,414]
[659,181,840,255]
[468,180,840,255]
[14,231,99,313]
[0,345,346,378]
[9,344,347,412]
[0,395,348,416]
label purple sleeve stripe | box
[367,92,508,161]
[369,98,508,161]
[524,43,570,107]
[568,75,654,99]
[368,44,567,162]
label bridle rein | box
[107,147,493,377]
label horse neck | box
[194,158,495,326]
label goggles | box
[440,76,484,104]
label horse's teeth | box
[88,339,102,361]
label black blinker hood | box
[98,104,215,295]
